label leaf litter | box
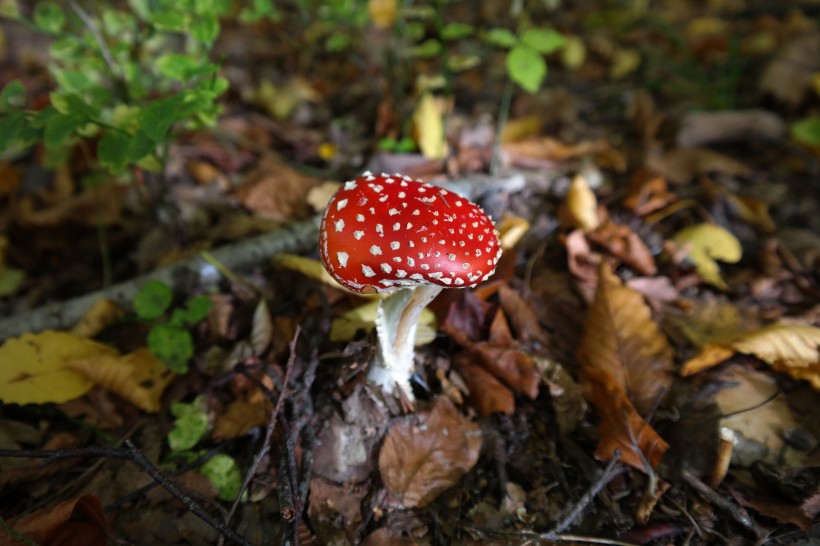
[1,2,820,545]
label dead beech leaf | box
[497,214,530,250]
[579,264,674,416]
[234,156,320,221]
[274,253,348,292]
[379,397,481,508]
[563,175,600,232]
[759,33,820,107]
[623,171,677,216]
[587,220,657,276]
[453,352,515,416]
[646,148,751,185]
[0,332,117,405]
[67,349,175,413]
[70,299,124,338]
[673,223,742,290]
[682,324,820,388]
[251,299,273,355]
[213,397,269,440]
[498,285,550,347]
[3,495,107,546]
[413,92,448,160]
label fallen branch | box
[0,216,320,340]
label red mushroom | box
[320,172,502,398]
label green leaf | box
[147,324,193,374]
[156,54,217,81]
[200,454,242,501]
[791,117,820,146]
[33,2,65,34]
[128,130,156,162]
[150,10,187,32]
[0,113,26,150]
[190,16,220,45]
[139,93,186,142]
[520,28,566,54]
[507,45,547,94]
[239,0,281,23]
[170,296,212,327]
[0,80,26,111]
[408,38,443,59]
[50,93,99,118]
[98,130,133,172]
[53,69,95,93]
[441,22,473,41]
[0,266,24,296]
[484,28,518,48]
[134,280,173,319]
[44,113,85,149]
[168,398,209,452]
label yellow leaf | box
[497,214,530,250]
[0,331,117,405]
[68,349,174,413]
[565,175,599,232]
[413,92,447,160]
[680,343,736,376]
[330,299,436,346]
[70,299,124,338]
[368,0,397,29]
[560,35,586,71]
[610,48,641,80]
[673,223,741,290]
[274,253,348,291]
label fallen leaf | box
[677,110,786,148]
[309,477,368,544]
[587,220,657,276]
[562,175,600,231]
[623,171,677,216]
[497,214,530,250]
[274,253,348,292]
[67,349,175,413]
[610,47,641,80]
[578,264,672,471]
[453,352,515,416]
[673,223,742,290]
[212,396,269,440]
[379,397,482,508]
[413,92,447,160]
[682,324,820,388]
[330,299,436,346]
[2,495,107,546]
[234,156,321,221]
[0,332,117,405]
[368,0,397,29]
[70,299,125,338]
[759,33,820,107]
[646,148,751,185]
[251,299,273,355]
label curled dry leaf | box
[587,219,657,276]
[453,352,515,416]
[251,298,273,355]
[379,397,482,508]
[673,223,742,290]
[70,299,125,339]
[562,174,600,232]
[4,495,107,546]
[234,156,320,221]
[578,263,672,471]
[623,171,677,217]
[682,324,820,389]
[68,349,175,413]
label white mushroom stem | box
[369,285,443,398]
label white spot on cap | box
[476,250,482,257]
[448,253,456,260]
[393,223,400,231]
[372,184,384,193]
[392,256,402,262]
[337,252,349,267]
[396,270,407,278]
[381,263,392,274]
[376,224,384,236]
[334,219,345,232]
[344,180,358,190]
[420,264,430,270]
[428,272,443,280]
[410,273,424,280]
[336,199,348,211]
[398,192,406,198]
[362,265,376,277]
[356,214,365,222]
[407,257,415,266]
[390,241,400,250]
[462,263,469,269]
[370,245,382,255]
[455,278,465,285]
[354,231,364,240]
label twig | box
[681,469,764,537]
[0,216,320,340]
[547,453,623,536]
[463,525,638,546]
[0,443,253,546]
[219,326,302,542]
[66,0,125,86]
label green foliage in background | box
[0,0,237,174]
[134,280,212,373]
[485,27,566,93]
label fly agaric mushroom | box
[319,172,502,398]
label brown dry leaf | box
[759,33,820,107]
[234,156,321,221]
[16,181,123,227]
[503,137,622,169]
[309,478,368,544]
[379,397,482,508]
[500,116,543,143]
[564,229,599,302]
[453,353,515,416]
[498,285,550,347]
[0,162,21,196]
[646,148,751,185]
[534,356,586,434]
[587,220,657,276]
[562,174,600,232]
[70,299,125,338]
[623,171,677,216]
[677,110,786,148]
[306,181,342,213]
[212,397,269,440]
[2,495,107,546]
[682,324,820,388]
[473,310,540,399]
[68,349,175,413]
[579,264,674,416]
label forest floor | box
[0,1,819,545]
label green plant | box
[484,26,567,93]
[0,0,233,174]
[134,280,212,373]
[791,116,820,147]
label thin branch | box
[66,0,125,85]
[681,469,764,537]
[0,444,253,546]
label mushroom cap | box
[320,172,502,294]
